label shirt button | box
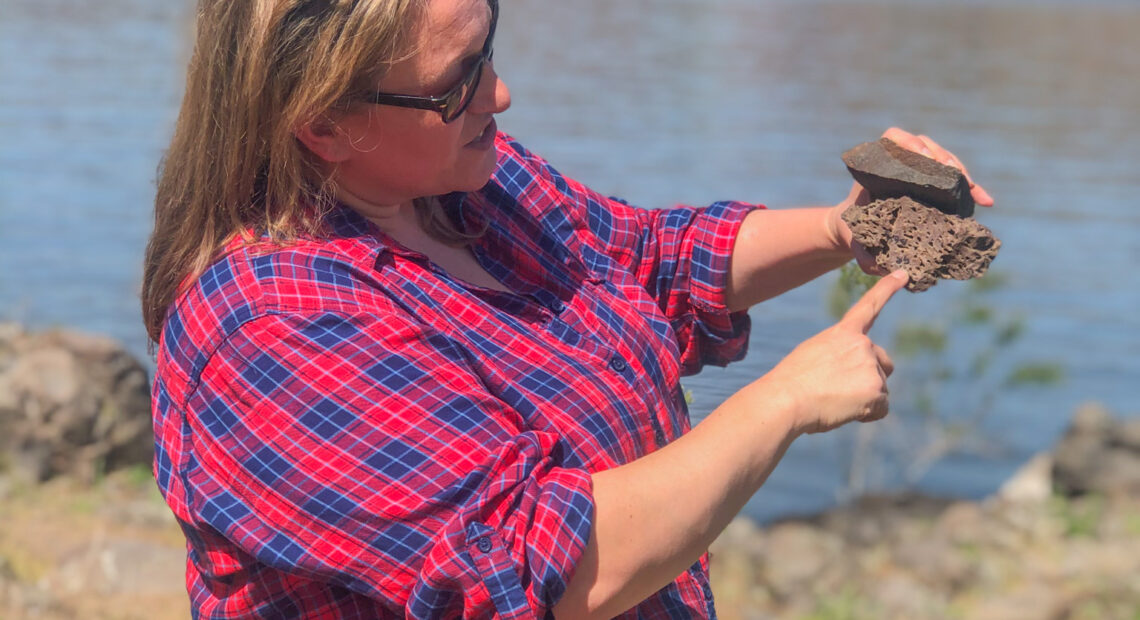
[655,428,667,446]
[551,300,565,313]
[476,537,492,553]
[608,356,628,372]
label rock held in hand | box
[843,138,975,217]
[842,197,1000,292]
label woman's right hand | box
[556,269,909,620]
[758,269,909,435]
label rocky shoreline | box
[0,323,152,485]
[2,325,1138,619]
[710,401,1140,620]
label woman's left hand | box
[828,127,996,275]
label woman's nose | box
[472,62,511,115]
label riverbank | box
[711,454,1140,618]
[0,468,189,619]
[6,461,1133,619]
[2,326,1137,619]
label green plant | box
[1049,492,1105,538]
[828,264,1064,494]
[122,463,157,488]
[800,586,879,620]
[1123,512,1140,538]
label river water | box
[2,0,1137,522]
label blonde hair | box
[143,0,477,345]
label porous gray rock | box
[841,196,1001,292]
[843,137,975,217]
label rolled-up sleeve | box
[183,309,594,618]
[613,200,758,373]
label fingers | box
[873,343,894,377]
[860,394,890,423]
[883,128,946,164]
[843,181,870,208]
[967,179,994,207]
[852,242,889,276]
[882,127,928,154]
[916,134,995,207]
[840,270,909,334]
[881,127,995,208]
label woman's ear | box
[294,113,350,163]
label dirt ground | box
[0,469,189,620]
[6,468,1139,620]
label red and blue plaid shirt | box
[152,134,757,619]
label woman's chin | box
[459,152,500,191]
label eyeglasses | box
[363,0,498,123]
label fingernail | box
[891,270,909,281]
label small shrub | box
[827,264,1064,494]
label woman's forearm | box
[553,270,909,619]
[553,378,801,620]
[725,206,851,312]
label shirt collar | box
[324,195,472,263]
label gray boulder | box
[0,323,152,483]
[1053,402,1140,496]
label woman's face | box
[323,0,511,207]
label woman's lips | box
[467,118,497,149]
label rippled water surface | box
[2,0,1137,521]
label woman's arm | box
[724,205,853,312]
[556,374,799,620]
[555,272,909,620]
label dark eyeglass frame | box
[363,0,498,123]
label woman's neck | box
[336,188,421,237]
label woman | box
[143,0,992,618]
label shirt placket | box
[463,196,672,453]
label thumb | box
[840,270,909,334]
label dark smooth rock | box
[841,197,1001,292]
[843,138,975,217]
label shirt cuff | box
[465,465,594,619]
[523,465,594,615]
[684,200,762,368]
